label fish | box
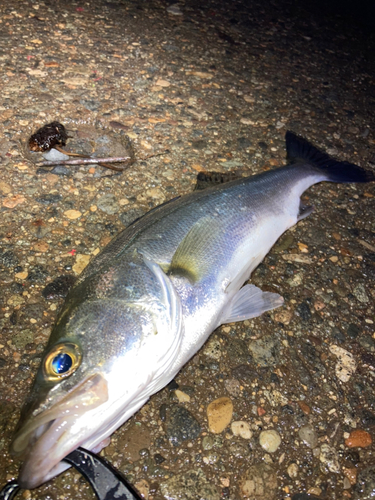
[11,131,374,489]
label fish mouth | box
[11,373,109,490]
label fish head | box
[11,262,182,489]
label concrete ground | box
[0,0,374,499]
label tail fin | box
[286,131,375,183]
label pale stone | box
[204,338,222,360]
[155,79,170,87]
[0,181,11,194]
[3,194,25,208]
[72,254,90,275]
[287,463,298,478]
[33,242,49,252]
[240,118,256,125]
[319,443,340,473]
[175,389,191,403]
[231,421,252,439]
[259,430,281,453]
[15,271,28,280]
[274,309,293,325]
[43,148,69,161]
[167,4,183,15]
[329,345,356,382]
[185,71,213,79]
[146,187,165,201]
[243,95,255,103]
[207,397,233,434]
[64,209,82,220]
[7,295,25,306]
[282,254,313,264]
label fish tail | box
[286,131,375,183]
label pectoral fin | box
[168,216,222,283]
[297,201,314,221]
[219,284,284,324]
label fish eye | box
[44,343,81,381]
[52,352,73,374]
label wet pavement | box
[0,0,375,499]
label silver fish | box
[11,132,374,489]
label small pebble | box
[50,165,72,176]
[329,345,357,382]
[166,3,183,15]
[207,397,233,434]
[204,338,222,360]
[224,378,241,397]
[297,401,311,415]
[15,271,28,280]
[97,194,120,215]
[345,429,372,448]
[64,209,82,220]
[319,443,340,473]
[343,467,357,485]
[353,283,369,303]
[343,477,351,490]
[274,309,293,325]
[146,187,165,202]
[175,389,190,403]
[155,79,171,87]
[248,335,280,367]
[3,194,26,208]
[287,463,298,478]
[240,464,278,499]
[0,181,12,194]
[298,425,318,448]
[42,148,69,161]
[72,254,90,275]
[165,405,201,445]
[231,421,252,439]
[259,430,281,453]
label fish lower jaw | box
[19,460,71,490]
[15,414,88,489]
[18,433,110,489]
[18,433,111,489]
[18,440,78,488]
[16,400,136,489]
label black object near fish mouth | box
[0,447,142,500]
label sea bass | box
[11,132,374,488]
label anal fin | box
[219,284,284,325]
